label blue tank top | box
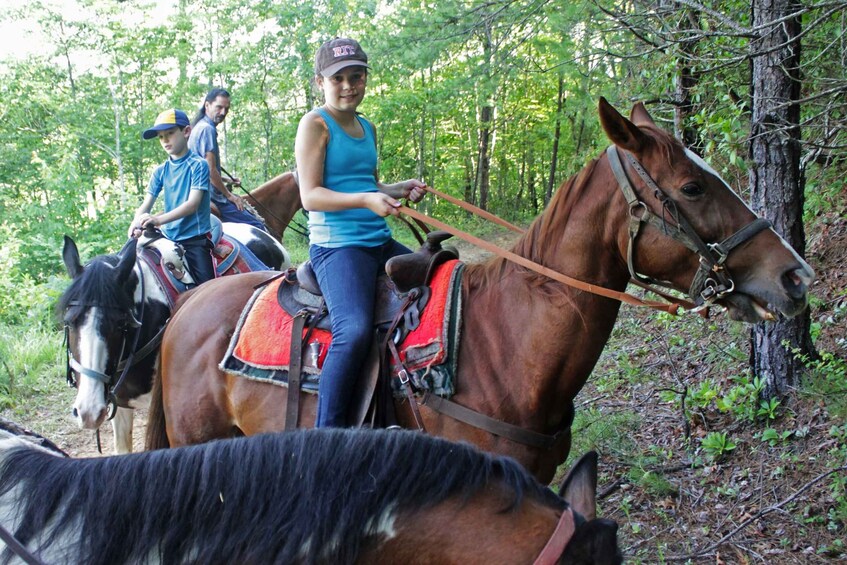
[308,108,391,248]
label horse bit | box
[606,145,772,310]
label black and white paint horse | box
[59,227,289,454]
[0,426,621,564]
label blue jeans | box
[179,235,215,286]
[214,197,267,232]
[310,239,411,427]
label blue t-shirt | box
[308,108,391,248]
[187,115,227,204]
[147,152,212,242]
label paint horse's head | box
[58,237,141,430]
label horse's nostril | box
[783,268,807,299]
[72,407,79,418]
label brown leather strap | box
[399,206,687,314]
[533,507,576,565]
[419,392,569,449]
[422,186,524,234]
[285,313,307,430]
[388,339,426,431]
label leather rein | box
[393,145,771,451]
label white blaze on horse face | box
[684,149,815,283]
[72,308,110,430]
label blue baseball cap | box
[142,109,190,140]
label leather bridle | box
[533,507,576,565]
[63,264,150,420]
[606,145,772,309]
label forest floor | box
[3,211,846,563]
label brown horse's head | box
[598,98,814,322]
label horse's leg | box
[111,407,134,454]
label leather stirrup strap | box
[388,339,426,431]
[285,313,308,430]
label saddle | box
[137,226,266,299]
[221,233,463,430]
[385,231,459,294]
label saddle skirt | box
[220,259,464,398]
[136,231,269,305]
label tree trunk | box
[546,74,565,205]
[673,8,702,151]
[476,105,493,211]
[748,0,815,399]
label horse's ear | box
[62,235,84,279]
[115,239,138,284]
[629,102,656,127]
[558,451,598,521]
[598,97,648,154]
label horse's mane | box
[464,158,601,295]
[0,429,563,565]
[57,254,136,326]
[464,124,680,293]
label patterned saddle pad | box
[220,260,464,397]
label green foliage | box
[0,324,62,409]
[700,431,737,462]
[795,349,847,419]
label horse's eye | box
[681,183,704,197]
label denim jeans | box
[310,239,411,427]
[214,197,267,232]
[179,234,215,286]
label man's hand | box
[227,192,245,211]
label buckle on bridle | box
[707,242,729,265]
[699,277,735,303]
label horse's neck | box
[459,164,629,405]
[250,174,301,232]
[134,258,173,325]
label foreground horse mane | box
[57,253,133,326]
[0,429,563,565]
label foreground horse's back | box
[3,427,621,564]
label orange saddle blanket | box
[220,260,463,397]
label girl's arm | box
[295,111,405,217]
[370,123,427,202]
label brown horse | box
[223,171,303,241]
[147,99,814,482]
[0,426,620,564]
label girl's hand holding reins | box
[365,192,404,217]
[403,179,428,204]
